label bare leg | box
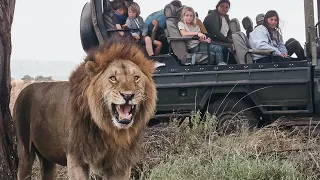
[145,36,154,56]
[151,20,159,41]
[67,154,89,180]
[153,40,162,55]
[17,144,36,180]
[37,152,57,180]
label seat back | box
[229,18,241,33]
[232,33,253,64]
[230,18,253,64]
[164,4,188,61]
[242,16,253,38]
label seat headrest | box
[256,13,265,24]
[102,0,112,12]
[242,16,253,31]
[229,18,241,33]
[164,3,182,19]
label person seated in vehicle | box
[249,10,306,63]
[203,0,232,43]
[144,0,183,40]
[111,0,130,37]
[203,0,235,63]
[113,0,133,15]
[178,6,226,65]
[255,12,306,61]
[125,2,162,56]
[195,12,208,34]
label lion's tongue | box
[117,105,132,120]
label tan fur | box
[13,42,157,180]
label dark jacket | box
[203,9,231,43]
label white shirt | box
[221,17,229,37]
[178,22,201,49]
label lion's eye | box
[109,76,117,83]
[134,76,140,83]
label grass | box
[134,111,320,180]
[149,156,301,180]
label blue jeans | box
[198,42,224,64]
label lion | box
[13,40,157,180]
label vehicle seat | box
[242,16,253,38]
[231,18,274,64]
[228,18,241,63]
[229,18,241,33]
[164,4,215,65]
[232,32,253,64]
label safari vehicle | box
[80,0,320,131]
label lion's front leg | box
[67,154,89,180]
[104,167,131,180]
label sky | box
[11,0,318,63]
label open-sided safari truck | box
[80,0,320,131]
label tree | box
[0,0,18,179]
[21,75,33,83]
[45,76,53,81]
[35,75,44,81]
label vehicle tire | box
[208,97,260,134]
[80,2,99,53]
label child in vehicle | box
[111,0,129,37]
[125,2,162,56]
[178,6,226,65]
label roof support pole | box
[305,0,317,65]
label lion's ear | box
[85,61,100,75]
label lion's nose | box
[120,92,134,103]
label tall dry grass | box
[135,112,320,180]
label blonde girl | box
[178,6,226,65]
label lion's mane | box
[67,39,157,174]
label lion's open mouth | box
[112,103,136,124]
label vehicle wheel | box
[208,97,260,134]
[80,2,99,53]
